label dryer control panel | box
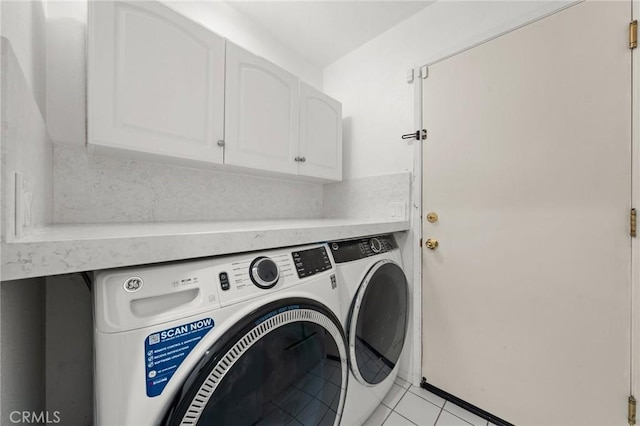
[329,234,398,264]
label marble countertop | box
[1,218,410,280]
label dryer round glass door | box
[349,260,409,386]
[163,299,348,426]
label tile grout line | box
[388,409,420,426]
[387,386,443,426]
[440,402,481,426]
[380,406,393,425]
[378,385,486,426]
[407,386,446,409]
[433,407,444,426]
[382,385,409,411]
[381,385,414,426]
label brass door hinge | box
[630,20,637,49]
[631,208,637,237]
[629,395,636,425]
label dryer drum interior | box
[163,299,348,426]
[349,260,409,386]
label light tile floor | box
[363,377,497,426]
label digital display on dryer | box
[292,247,332,278]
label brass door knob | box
[425,238,439,250]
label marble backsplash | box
[53,144,411,224]
[323,172,411,220]
[53,144,325,223]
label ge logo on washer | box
[123,277,144,292]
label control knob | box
[370,237,382,253]
[249,257,280,289]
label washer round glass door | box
[163,299,348,426]
[349,259,409,385]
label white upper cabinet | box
[224,43,299,175]
[88,1,342,181]
[88,1,225,165]
[299,83,343,181]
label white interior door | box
[421,2,632,425]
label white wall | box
[0,278,46,425]
[2,38,54,240]
[0,33,51,426]
[0,5,2,426]
[166,1,323,89]
[45,0,87,146]
[46,274,93,426]
[1,7,4,423]
[0,0,47,119]
[323,1,572,180]
[45,0,323,147]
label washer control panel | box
[329,234,398,264]
[250,257,280,289]
[218,252,293,294]
[292,246,332,278]
[213,243,334,307]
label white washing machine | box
[328,234,409,426]
[93,243,348,426]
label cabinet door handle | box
[217,140,225,147]
[294,156,300,162]
[300,157,306,163]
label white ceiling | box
[225,1,434,67]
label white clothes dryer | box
[93,243,348,426]
[328,234,409,426]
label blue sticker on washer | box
[144,318,214,397]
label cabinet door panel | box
[225,43,299,174]
[89,1,224,164]
[299,83,342,181]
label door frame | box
[411,1,640,404]
[632,0,639,403]
[408,64,423,387]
